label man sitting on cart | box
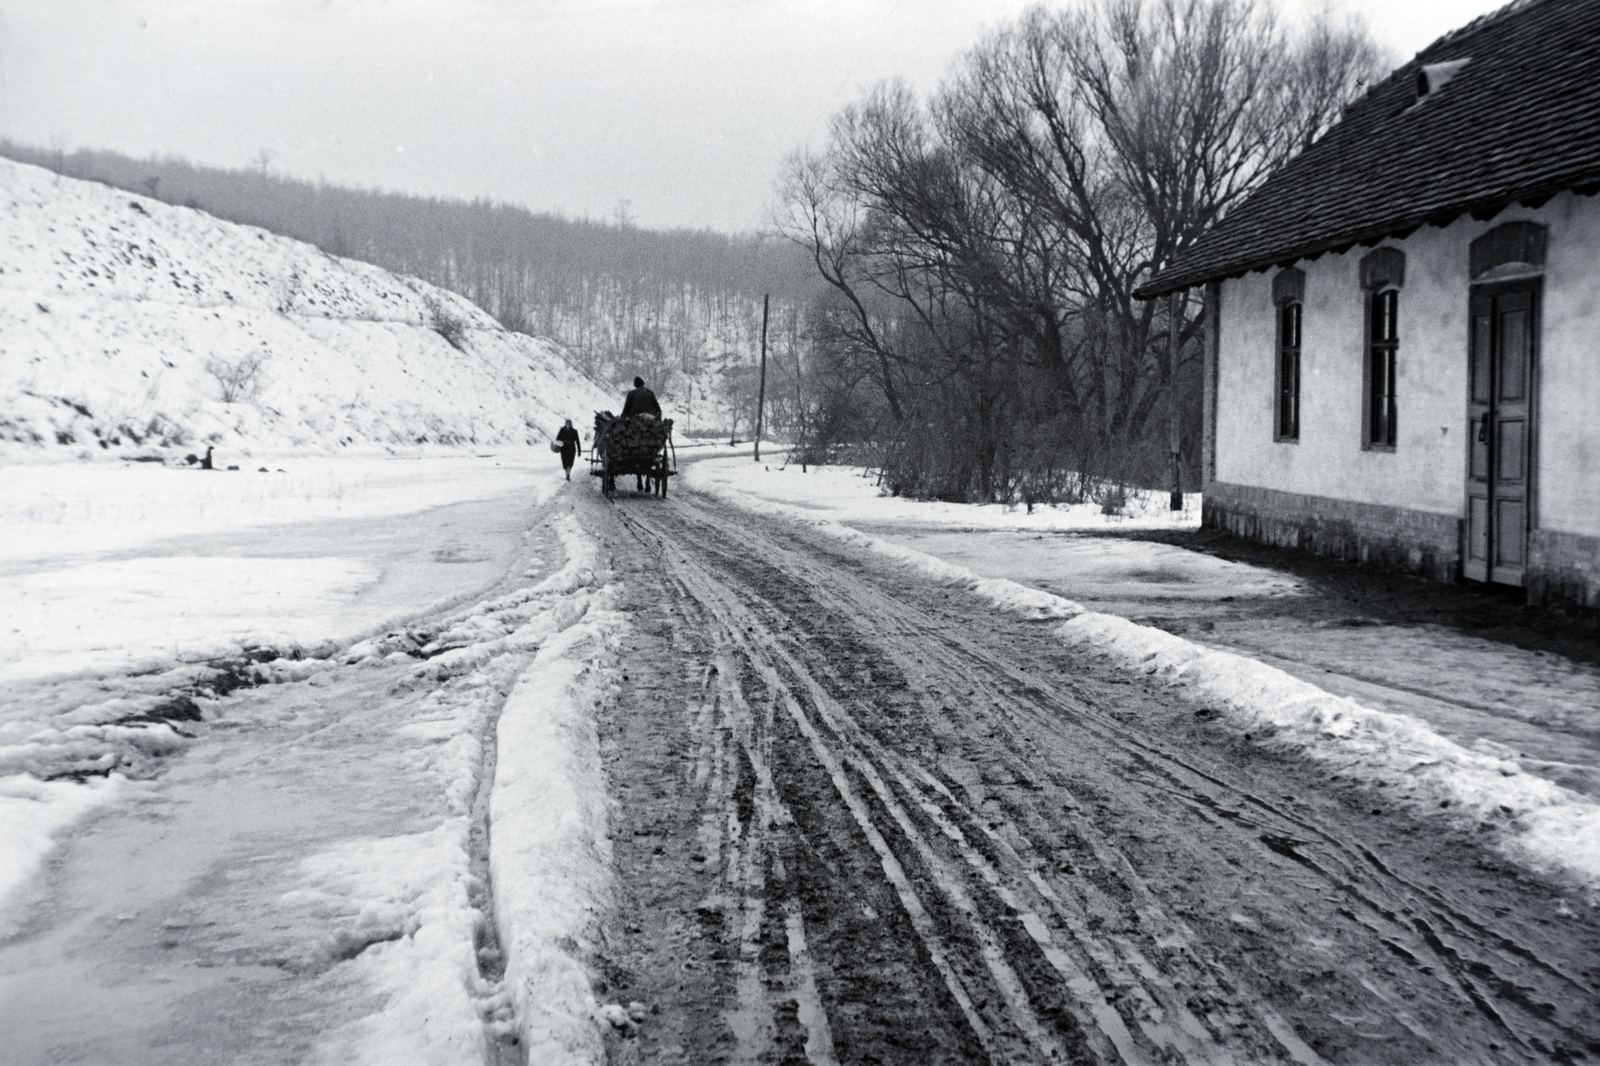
[619,377,662,489]
[621,377,661,421]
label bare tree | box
[205,354,266,403]
[776,0,1379,501]
[775,145,907,424]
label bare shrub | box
[1095,483,1129,516]
[276,269,303,315]
[429,300,469,351]
[205,354,265,403]
[145,414,189,447]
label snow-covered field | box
[684,456,1600,895]
[0,465,628,1064]
[0,457,555,908]
[0,453,556,562]
[0,456,563,679]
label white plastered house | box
[1139,0,1600,609]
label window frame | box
[1274,299,1302,442]
[1364,287,1399,451]
[1271,267,1305,443]
[1358,246,1405,453]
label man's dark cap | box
[634,376,644,387]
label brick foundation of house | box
[1203,481,1600,608]
[1202,481,1461,583]
[1528,529,1600,609]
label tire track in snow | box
[633,503,1301,1063]
[709,651,841,1066]
[639,557,846,1064]
[624,506,1136,1064]
[680,496,1600,1061]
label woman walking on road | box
[555,419,581,480]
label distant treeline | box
[0,140,819,435]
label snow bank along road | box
[590,483,1600,1066]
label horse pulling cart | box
[591,413,676,498]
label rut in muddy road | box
[588,486,1600,1066]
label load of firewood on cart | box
[590,412,676,498]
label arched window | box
[1273,268,1304,441]
[1368,289,1399,447]
[1361,248,1404,450]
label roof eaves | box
[1136,175,1600,299]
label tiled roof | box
[1138,0,1600,297]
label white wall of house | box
[1533,192,1600,538]
[1212,191,1600,540]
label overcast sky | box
[0,0,1509,234]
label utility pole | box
[754,294,769,462]
[792,309,809,473]
[1169,290,1184,511]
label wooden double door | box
[1465,284,1537,586]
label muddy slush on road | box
[581,480,1600,1066]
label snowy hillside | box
[0,158,612,459]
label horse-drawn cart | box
[591,413,676,498]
